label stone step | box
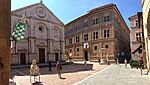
[11,61,73,69]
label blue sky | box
[11,0,142,27]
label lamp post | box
[69,52,72,62]
[117,52,119,64]
[99,48,105,64]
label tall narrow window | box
[135,20,138,27]
[76,36,80,43]
[92,18,99,25]
[92,19,95,25]
[70,49,72,52]
[93,31,98,40]
[83,20,88,28]
[54,27,59,38]
[75,24,80,30]
[104,15,110,22]
[94,46,97,50]
[77,48,79,52]
[84,33,88,41]
[105,45,109,48]
[95,18,99,24]
[104,29,109,38]
[136,32,142,41]
[69,38,72,44]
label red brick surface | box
[10,62,107,85]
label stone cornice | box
[11,13,64,27]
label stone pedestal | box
[9,79,17,85]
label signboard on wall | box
[84,42,89,48]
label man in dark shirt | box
[48,61,52,71]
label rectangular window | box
[105,45,109,48]
[92,18,99,25]
[75,24,80,30]
[76,36,80,42]
[96,31,98,39]
[92,19,95,25]
[104,15,110,22]
[96,18,99,24]
[70,49,72,52]
[93,31,98,40]
[104,29,109,38]
[135,20,138,27]
[136,32,142,41]
[69,38,72,44]
[84,33,88,41]
[94,46,97,50]
[82,19,88,28]
[83,21,88,28]
[77,48,79,52]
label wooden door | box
[39,48,45,63]
[84,51,88,61]
[20,53,26,65]
[55,53,59,62]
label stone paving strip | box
[10,61,108,85]
[76,64,150,85]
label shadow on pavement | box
[60,77,66,79]
[32,81,45,85]
[10,63,93,79]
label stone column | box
[0,0,11,85]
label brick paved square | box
[10,62,107,85]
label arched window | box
[54,26,60,38]
[39,25,44,31]
[35,22,47,39]
[135,19,138,27]
[36,22,47,32]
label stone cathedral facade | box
[11,2,65,65]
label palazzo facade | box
[65,4,130,63]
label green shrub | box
[129,60,139,68]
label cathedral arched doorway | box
[20,53,26,65]
[55,53,59,62]
[39,48,45,63]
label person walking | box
[106,58,110,65]
[84,59,87,65]
[48,61,52,71]
[56,61,62,78]
[146,69,149,75]
[124,59,127,68]
[115,58,117,64]
[98,59,101,64]
[117,59,119,65]
[139,57,144,75]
